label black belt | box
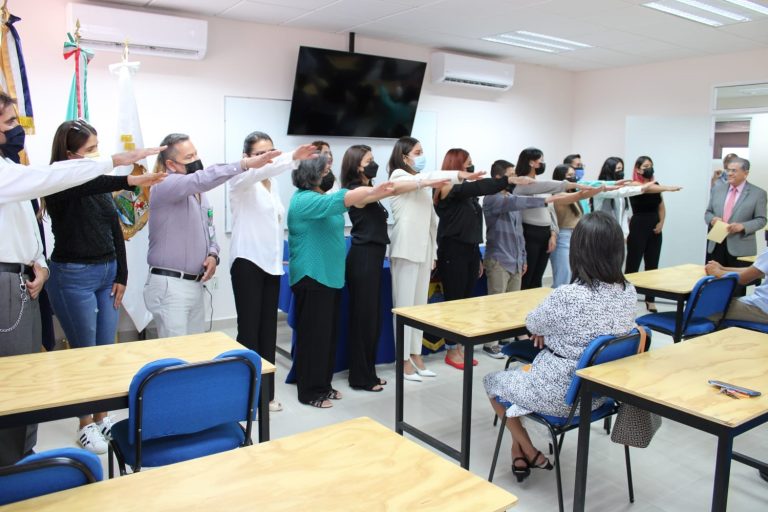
[546,346,566,359]
[150,267,203,282]
[0,262,34,276]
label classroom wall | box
[17,0,574,329]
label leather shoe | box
[404,371,422,382]
[410,358,437,377]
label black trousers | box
[707,242,751,297]
[521,224,552,289]
[346,243,385,388]
[230,258,280,401]
[625,213,662,302]
[291,276,340,404]
[437,238,480,347]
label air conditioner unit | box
[430,52,514,91]
[66,3,207,60]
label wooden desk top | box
[0,332,275,418]
[577,328,768,428]
[393,287,551,338]
[4,417,517,512]
[625,263,706,295]
[737,255,757,263]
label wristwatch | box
[207,253,220,265]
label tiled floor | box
[36,300,768,511]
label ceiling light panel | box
[481,37,556,53]
[643,2,724,25]
[482,30,591,53]
[674,0,751,21]
[722,0,768,16]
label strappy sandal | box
[378,378,388,386]
[511,457,531,483]
[350,383,384,392]
[526,450,553,471]
[306,398,332,408]
[326,389,343,400]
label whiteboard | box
[223,96,437,231]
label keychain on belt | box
[0,274,29,333]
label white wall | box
[17,0,574,328]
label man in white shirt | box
[0,91,162,464]
[705,250,768,324]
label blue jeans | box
[46,260,119,348]
[551,229,573,288]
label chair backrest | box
[0,448,102,505]
[128,349,262,444]
[564,328,649,407]
[683,274,738,328]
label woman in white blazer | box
[387,136,477,380]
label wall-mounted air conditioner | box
[66,3,207,60]
[430,52,515,91]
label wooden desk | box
[737,255,756,263]
[393,287,551,469]
[0,332,276,442]
[572,328,768,512]
[3,417,518,512]
[625,264,706,342]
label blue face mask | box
[411,154,426,172]
[574,166,585,181]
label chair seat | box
[501,339,541,363]
[111,419,245,469]
[536,399,617,427]
[721,319,768,333]
[637,312,716,337]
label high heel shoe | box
[410,358,437,377]
[526,450,553,471]
[511,457,531,483]
[645,301,658,313]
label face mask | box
[320,171,335,192]
[74,150,100,159]
[362,161,379,179]
[566,176,577,183]
[642,167,655,179]
[465,164,475,173]
[574,166,585,181]
[411,154,426,172]
[615,171,625,180]
[1,125,25,163]
[535,162,546,175]
[178,159,204,174]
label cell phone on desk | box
[708,380,761,397]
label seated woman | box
[483,211,637,482]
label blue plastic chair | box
[488,328,650,512]
[108,349,261,477]
[637,274,738,341]
[721,318,768,333]
[0,448,102,505]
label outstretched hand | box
[112,146,167,167]
[292,144,320,161]
[127,172,166,187]
[459,170,487,181]
[243,150,282,169]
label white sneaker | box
[483,345,506,359]
[97,416,114,440]
[77,423,108,454]
[269,401,283,412]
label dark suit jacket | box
[705,181,767,256]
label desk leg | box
[395,316,405,435]
[460,342,474,470]
[258,375,271,443]
[673,298,685,343]
[573,384,593,512]
[711,433,733,512]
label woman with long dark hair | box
[44,119,164,453]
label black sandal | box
[527,450,553,471]
[305,398,332,408]
[378,378,387,386]
[511,457,530,483]
[326,389,343,400]
[350,383,384,392]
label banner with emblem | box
[63,28,93,121]
[109,55,153,332]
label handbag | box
[610,326,662,448]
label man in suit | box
[705,157,767,295]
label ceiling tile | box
[720,19,768,43]
[218,1,308,24]
[148,0,241,16]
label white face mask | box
[411,154,426,172]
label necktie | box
[723,187,738,223]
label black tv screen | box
[287,46,427,139]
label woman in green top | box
[288,156,395,408]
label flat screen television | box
[287,46,427,139]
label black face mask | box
[615,171,625,180]
[320,171,335,192]
[1,125,26,163]
[642,167,655,179]
[565,176,578,183]
[362,161,379,179]
[465,164,475,173]
[535,162,546,175]
[177,159,204,174]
